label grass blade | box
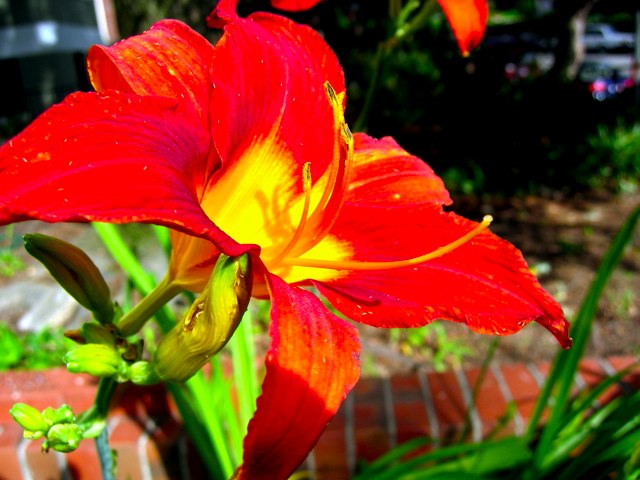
[527,205,640,472]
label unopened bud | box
[42,404,75,426]
[128,361,161,385]
[44,423,83,453]
[10,403,49,433]
[63,344,121,377]
[154,254,252,382]
[23,234,114,324]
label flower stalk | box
[116,275,183,337]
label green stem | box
[116,275,182,336]
[353,41,392,132]
[353,0,438,132]
[95,378,118,418]
[78,378,118,428]
[396,0,438,42]
[77,378,118,480]
[95,427,115,480]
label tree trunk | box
[547,0,599,82]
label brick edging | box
[1,355,638,479]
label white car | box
[584,23,635,53]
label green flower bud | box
[63,344,121,377]
[23,234,114,324]
[80,322,116,346]
[128,361,161,385]
[44,423,83,453]
[10,403,48,432]
[42,404,75,426]
[154,254,252,382]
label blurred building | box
[0,0,118,119]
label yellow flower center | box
[177,81,493,292]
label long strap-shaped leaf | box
[525,204,640,473]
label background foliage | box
[112,0,640,196]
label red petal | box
[88,20,215,126]
[314,158,570,347]
[207,3,345,181]
[87,20,219,188]
[236,274,360,479]
[271,0,322,11]
[438,0,488,55]
[350,133,452,206]
[206,0,239,27]
[0,91,239,253]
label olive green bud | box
[154,254,252,382]
[23,234,114,324]
[10,403,49,433]
[63,344,121,377]
[43,423,83,453]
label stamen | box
[309,83,347,218]
[298,82,353,252]
[281,215,493,271]
[268,162,313,264]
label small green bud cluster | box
[10,403,83,453]
[33,233,254,387]
[93,253,253,386]
[63,321,146,383]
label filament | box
[268,162,313,264]
[280,215,493,271]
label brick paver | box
[0,356,637,479]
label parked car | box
[584,23,635,53]
[578,61,635,101]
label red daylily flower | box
[271,0,488,55]
[0,1,568,478]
